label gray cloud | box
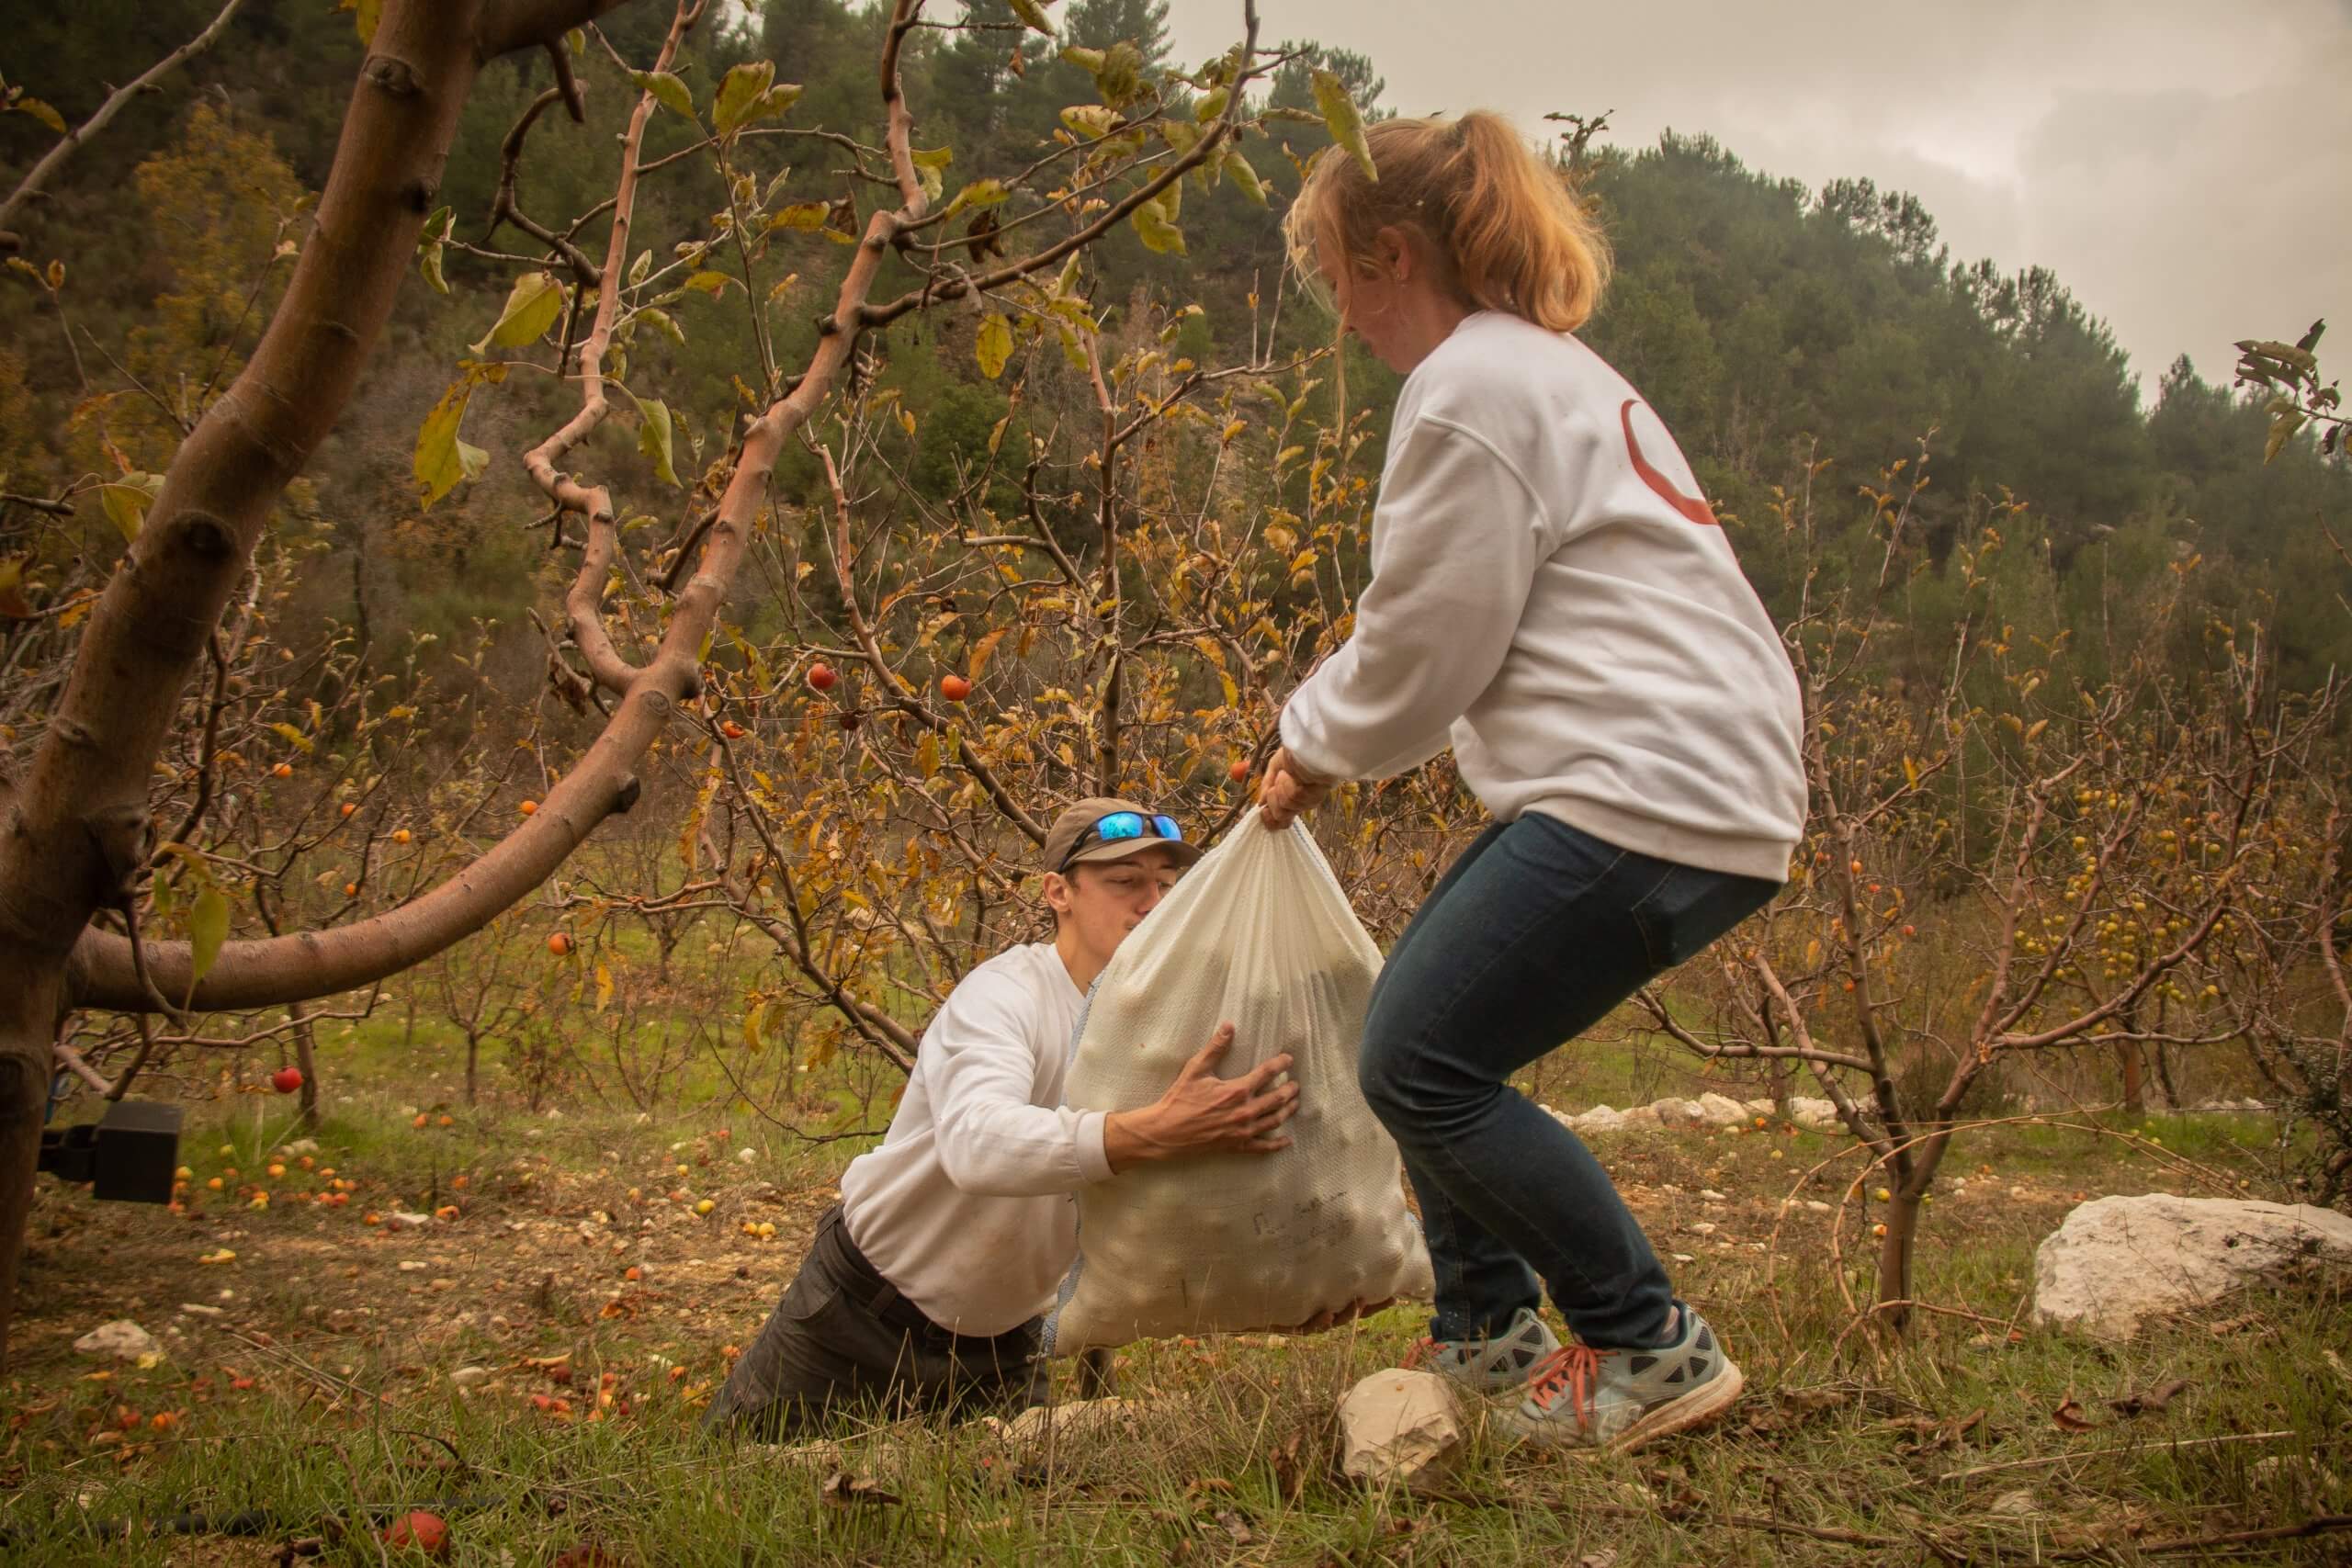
[1166,0,2352,391]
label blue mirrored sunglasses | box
[1063,809,1182,870]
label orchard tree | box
[0,0,1363,1366]
[1641,442,2346,1331]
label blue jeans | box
[1359,814,1779,1351]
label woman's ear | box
[1373,224,1414,282]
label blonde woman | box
[1260,113,1806,1451]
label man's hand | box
[1103,1024,1299,1172]
[1258,746,1333,830]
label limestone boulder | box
[2032,1194,2352,1339]
[1337,1370,1463,1493]
[1694,1092,1749,1126]
[74,1320,159,1362]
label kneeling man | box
[703,798,1299,1438]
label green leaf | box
[1194,87,1229,124]
[187,883,229,986]
[635,306,684,346]
[1312,67,1377,180]
[414,384,489,507]
[624,387,680,486]
[1005,0,1055,35]
[416,206,452,296]
[1130,186,1184,254]
[713,61,793,140]
[11,96,66,134]
[1094,40,1144,107]
[627,248,652,288]
[944,177,1011,219]
[470,271,563,355]
[629,70,696,125]
[96,475,160,542]
[684,269,736,296]
[976,313,1012,379]
[1223,152,1266,206]
[1059,45,1105,73]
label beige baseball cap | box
[1041,796,1204,874]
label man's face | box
[1048,844,1183,960]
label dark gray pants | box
[701,1204,1046,1439]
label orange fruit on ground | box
[343,882,358,897]
[381,1510,451,1560]
[271,762,293,779]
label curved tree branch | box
[0,0,247,240]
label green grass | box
[8,1093,2348,1565]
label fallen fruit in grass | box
[381,1510,452,1559]
[266,1163,286,1178]
[547,931,573,956]
[340,801,356,818]
[806,662,838,692]
[364,1213,381,1225]
[271,762,293,779]
[756,1221,776,1239]
[695,1199,715,1215]
[940,673,972,702]
[412,1112,429,1129]
[624,1265,642,1281]
[175,1166,193,1180]
[343,882,358,897]
[451,1174,468,1189]
[1871,1223,1887,1237]
[437,1114,454,1127]
[207,1177,223,1190]
[435,1205,459,1221]
[392,828,413,844]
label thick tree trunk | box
[0,0,632,1372]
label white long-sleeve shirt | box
[1281,310,1806,882]
[837,942,1111,1337]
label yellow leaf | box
[594,963,615,1013]
[469,271,563,355]
[1311,67,1376,180]
[976,312,1012,379]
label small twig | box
[1939,1428,2297,1483]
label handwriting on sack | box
[1253,1193,1358,1248]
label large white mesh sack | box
[1046,814,1432,1353]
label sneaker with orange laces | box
[1497,1305,1743,1450]
[1399,1306,1560,1393]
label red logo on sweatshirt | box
[1620,400,1717,526]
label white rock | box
[1695,1093,1749,1125]
[1647,1098,1707,1128]
[285,1139,320,1156]
[2032,1194,2352,1339]
[1804,1201,1832,1213]
[177,1303,223,1319]
[1687,1222,1718,1236]
[385,1211,434,1231]
[1789,1098,1840,1128]
[1614,1103,1662,1129]
[74,1320,159,1361]
[1697,1189,1727,1202]
[1744,1099,1776,1116]
[450,1366,492,1387]
[737,1146,758,1163]
[1338,1370,1463,1493]
[1570,1108,1625,1134]
[398,1260,430,1272]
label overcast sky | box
[1165,0,2351,399]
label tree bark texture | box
[0,0,636,1371]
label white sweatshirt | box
[1281,310,1806,881]
[837,942,1111,1337]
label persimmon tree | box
[1640,444,2346,1330]
[0,0,1354,1366]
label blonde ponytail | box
[1283,111,1611,332]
